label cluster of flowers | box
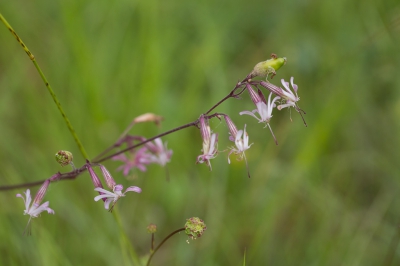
[196,77,302,171]
[15,54,304,233]
[16,137,173,233]
[16,162,142,234]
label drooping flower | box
[94,165,142,211]
[260,77,307,126]
[277,77,300,110]
[16,180,55,235]
[196,115,218,170]
[223,115,253,164]
[260,77,300,110]
[239,84,280,144]
[145,138,173,167]
[94,185,142,211]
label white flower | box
[240,88,280,144]
[16,188,55,234]
[228,125,253,164]
[277,77,299,110]
[196,115,218,170]
[94,185,141,211]
[16,189,55,217]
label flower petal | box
[125,186,142,193]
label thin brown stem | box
[205,81,248,115]
[146,228,185,266]
[151,233,155,251]
[94,121,198,163]
[0,75,250,191]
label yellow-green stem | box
[113,207,140,265]
[0,13,89,159]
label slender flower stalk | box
[146,217,206,266]
[0,14,89,159]
[146,228,186,266]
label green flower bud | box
[184,217,207,240]
[249,53,287,80]
[55,150,73,167]
[147,223,157,234]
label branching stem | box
[0,13,89,159]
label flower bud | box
[133,113,164,126]
[55,150,73,167]
[147,223,157,234]
[184,217,207,240]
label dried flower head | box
[55,150,73,167]
[185,217,207,240]
[133,113,164,126]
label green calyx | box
[250,53,287,80]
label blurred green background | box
[1,0,400,265]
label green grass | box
[1,0,400,265]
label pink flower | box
[240,84,280,144]
[112,147,152,175]
[223,115,253,163]
[145,138,173,167]
[277,77,300,110]
[196,115,218,170]
[228,125,252,164]
[260,76,300,111]
[16,180,54,235]
[94,185,142,211]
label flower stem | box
[205,81,247,115]
[94,121,198,163]
[0,72,251,191]
[0,13,89,159]
[146,228,185,266]
[113,207,140,265]
[151,233,155,251]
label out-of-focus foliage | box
[1,0,400,265]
